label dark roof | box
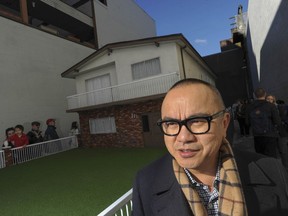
[61,33,211,78]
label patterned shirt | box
[184,161,221,216]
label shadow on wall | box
[245,23,257,96]
[249,0,288,102]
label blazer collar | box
[234,149,273,186]
[246,161,272,185]
[151,154,192,216]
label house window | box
[132,58,161,80]
[89,117,116,134]
[98,0,107,6]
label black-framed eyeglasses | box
[157,109,228,136]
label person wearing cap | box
[44,119,59,141]
[27,121,43,144]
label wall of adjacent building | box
[0,16,94,139]
[94,0,156,48]
[246,0,288,102]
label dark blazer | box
[132,150,288,216]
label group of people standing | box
[234,88,288,169]
[2,118,59,149]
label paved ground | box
[232,134,255,152]
[231,120,255,152]
[232,125,288,173]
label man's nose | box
[176,125,196,143]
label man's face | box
[32,124,40,131]
[161,84,230,172]
[49,121,55,126]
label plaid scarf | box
[173,139,248,216]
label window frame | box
[131,57,161,80]
[89,116,116,134]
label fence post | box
[3,148,13,167]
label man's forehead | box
[165,83,213,101]
[161,84,222,113]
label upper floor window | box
[98,0,107,6]
[131,58,161,80]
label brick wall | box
[78,99,163,148]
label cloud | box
[194,39,207,44]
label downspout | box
[180,46,187,79]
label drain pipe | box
[180,46,187,79]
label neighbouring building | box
[204,5,249,107]
[246,0,288,102]
[62,34,216,148]
[0,0,155,138]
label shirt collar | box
[184,154,221,188]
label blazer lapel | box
[150,154,193,216]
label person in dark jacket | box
[132,79,288,216]
[44,119,59,141]
[27,121,43,144]
[246,88,282,158]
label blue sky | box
[135,0,248,56]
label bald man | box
[132,78,288,216]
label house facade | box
[0,0,155,138]
[62,34,216,147]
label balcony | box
[0,0,95,45]
[66,72,180,111]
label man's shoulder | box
[27,131,35,136]
[233,148,288,182]
[234,148,278,165]
[135,153,174,187]
[138,153,172,175]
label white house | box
[62,34,216,147]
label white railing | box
[67,72,180,110]
[98,189,133,216]
[0,150,5,169]
[10,136,78,165]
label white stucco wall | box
[181,49,215,85]
[74,41,215,96]
[0,16,94,139]
[94,0,156,48]
[75,42,181,93]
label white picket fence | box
[98,189,133,216]
[0,136,78,168]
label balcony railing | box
[67,72,180,110]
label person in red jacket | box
[9,125,29,148]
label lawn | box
[0,147,167,216]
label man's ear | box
[223,112,231,132]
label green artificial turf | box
[0,147,166,216]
